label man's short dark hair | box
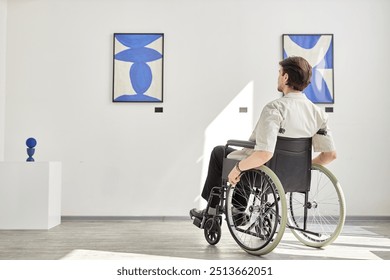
[279,56,312,91]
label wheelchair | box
[190,132,346,255]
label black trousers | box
[201,145,235,206]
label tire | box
[225,166,287,255]
[204,217,222,245]
[287,163,346,247]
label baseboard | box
[60,215,390,222]
[61,216,189,221]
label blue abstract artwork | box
[283,34,334,104]
[113,33,164,102]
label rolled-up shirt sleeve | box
[252,103,282,153]
[312,115,336,152]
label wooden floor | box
[0,217,390,260]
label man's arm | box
[312,151,337,165]
[228,150,273,185]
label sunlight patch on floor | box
[61,249,191,260]
[275,227,390,260]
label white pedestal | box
[0,162,62,229]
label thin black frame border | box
[282,34,335,104]
[112,33,164,103]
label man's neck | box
[283,88,301,95]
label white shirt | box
[229,92,335,159]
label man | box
[190,56,336,219]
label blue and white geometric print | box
[283,34,334,104]
[113,33,164,102]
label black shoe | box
[231,207,250,226]
[190,208,206,219]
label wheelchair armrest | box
[226,139,256,149]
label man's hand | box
[227,151,273,186]
[228,165,241,185]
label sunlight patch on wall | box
[195,81,254,208]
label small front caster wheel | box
[204,218,221,245]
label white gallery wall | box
[3,0,390,216]
[0,0,6,161]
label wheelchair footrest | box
[193,217,202,228]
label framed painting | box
[113,33,164,102]
[282,34,334,104]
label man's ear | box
[283,73,289,84]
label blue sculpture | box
[26,137,37,162]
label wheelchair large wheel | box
[225,166,287,255]
[287,163,346,247]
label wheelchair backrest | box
[265,136,312,193]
